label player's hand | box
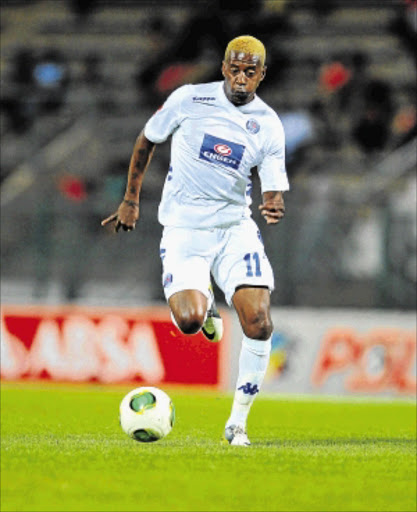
[101,200,139,232]
[258,196,285,224]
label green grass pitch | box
[1,382,416,512]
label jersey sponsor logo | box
[199,134,245,170]
[214,143,232,156]
[246,118,260,134]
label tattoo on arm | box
[135,149,148,169]
[124,132,156,202]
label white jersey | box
[144,81,289,229]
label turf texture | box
[1,382,416,512]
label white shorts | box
[160,218,275,306]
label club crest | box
[246,118,260,134]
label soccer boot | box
[201,284,223,342]
[224,425,251,446]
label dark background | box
[1,0,416,310]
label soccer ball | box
[119,386,175,442]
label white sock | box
[226,334,272,429]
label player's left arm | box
[258,191,285,225]
[257,117,288,225]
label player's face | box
[222,51,266,106]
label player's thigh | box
[212,219,274,306]
[160,226,213,303]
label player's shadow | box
[258,437,415,447]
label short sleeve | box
[144,85,190,143]
[258,118,290,192]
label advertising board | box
[3,304,415,397]
[1,305,231,388]
[229,308,416,397]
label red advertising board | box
[1,305,230,388]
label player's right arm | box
[101,85,188,232]
[101,131,155,232]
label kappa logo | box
[193,96,216,104]
[238,382,260,395]
[199,134,245,170]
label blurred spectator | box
[338,51,370,113]
[318,54,352,96]
[352,79,394,154]
[280,109,315,166]
[280,99,335,173]
[0,48,37,133]
[317,51,371,117]
[33,49,70,113]
[134,2,232,105]
[57,174,88,202]
[1,47,70,132]
[134,0,292,105]
[316,53,354,145]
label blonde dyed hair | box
[224,35,266,66]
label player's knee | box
[176,308,205,335]
[242,311,273,340]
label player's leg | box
[168,281,223,340]
[224,286,272,445]
[160,226,221,338]
[232,285,273,341]
[168,289,208,335]
[211,219,274,445]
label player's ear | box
[221,60,227,77]
[260,66,267,81]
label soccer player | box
[102,35,289,446]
